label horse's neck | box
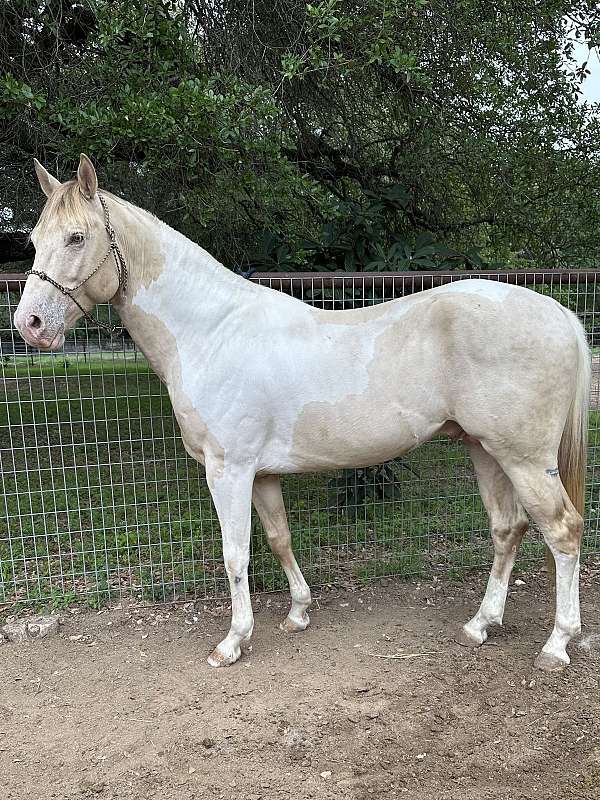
[111,201,256,379]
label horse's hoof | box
[280,612,310,633]
[207,644,241,667]
[534,651,568,672]
[456,626,486,648]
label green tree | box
[1,0,599,271]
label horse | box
[14,154,590,672]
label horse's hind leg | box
[252,475,312,632]
[457,441,529,648]
[500,460,583,671]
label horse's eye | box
[68,232,85,245]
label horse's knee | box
[224,554,250,584]
[269,537,291,562]
[264,525,292,557]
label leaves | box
[248,188,484,272]
[1,1,600,271]
[0,75,46,112]
[328,460,421,520]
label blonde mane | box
[33,180,96,236]
[33,181,159,243]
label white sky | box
[571,40,600,103]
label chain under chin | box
[25,192,128,338]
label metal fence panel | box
[1,271,599,608]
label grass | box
[1,350,599,609]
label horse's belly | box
[272,402,445,472]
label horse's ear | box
[33,159,61,198]
[77,153,98,199]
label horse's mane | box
[33,180,159,240]
[33,179,98,236]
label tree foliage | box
[1,0,600,270]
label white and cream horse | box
[15,155,590,671]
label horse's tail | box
[546,307,591,584]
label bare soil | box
[1,561,600,800]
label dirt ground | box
[1,561,600,800]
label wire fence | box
[1,270,599,608]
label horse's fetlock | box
[295,588,312,607]
[235,619,254,641]
[556,616,581,638]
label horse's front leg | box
[252,474,311,632]
[205,457,255,667]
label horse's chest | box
[169,388,223,465]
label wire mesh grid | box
[1,271,599,608]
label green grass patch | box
[353,548,425,583]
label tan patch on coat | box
[289,287,578,472]
[103,197,223,466]
[290,301,452,470]
[117,299,224,472]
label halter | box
[25,193,128,337]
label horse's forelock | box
[33,180,95,237]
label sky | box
[572,40,600,103]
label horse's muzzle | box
[14,309,65,351]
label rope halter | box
[26,193,128,337]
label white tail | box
[545,307,591,583]
[558,308,591,516]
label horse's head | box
[14,154,123,351]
